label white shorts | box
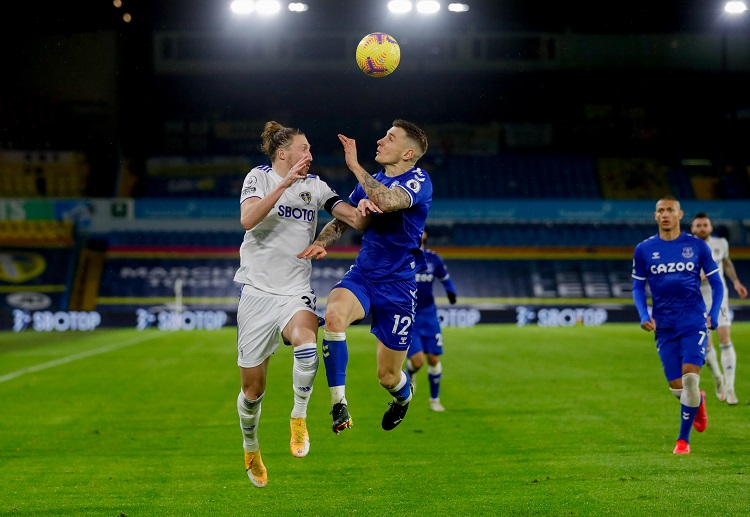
[236,284,317,368]
[703,292,731,328]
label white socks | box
[704,346,724,383]
[238,391,264,453]
[292,343,319,418]
[720,342,737,389]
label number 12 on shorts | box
[392,315,412,335]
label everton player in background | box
[405,228,458,412]
[312,120,432,433]
[632,196,724,455]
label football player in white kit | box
[691,213,748,405]
[235,121,375,488]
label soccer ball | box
[355,32,401,77]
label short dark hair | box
[692,212,710,222]
[393,119,428,161]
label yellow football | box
[355,32,401,77]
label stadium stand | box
[449,221,655,247]
[0,150,90,198]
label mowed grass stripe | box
[0,331,164,383]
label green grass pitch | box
[1,323,749,516]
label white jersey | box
[233,165,341,295]
[700,235,729,297]
[700,235,732,326]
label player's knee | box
[681,372,701,405]
[324,306,348,333]
[377,370,402,390]
[409,355,424,370]
[241,389,264,404]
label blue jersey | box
[416,248,456,309]
[632,232,720,329]
[349,167,433,281]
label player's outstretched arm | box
[337,134,411,212]
[331,200,375,231]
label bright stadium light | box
[288,2,308,12]
[388,1,413,14]
[230,0,255,14]
[256,0,281,15]
[416,0,440,14]
[724,1,748,14]
[448,3,470,12]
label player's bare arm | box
[240,157,311,230]
[723,257,748,298]
[338,134,410,212]
[331,201,373,231]
[297,219,349,260]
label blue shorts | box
[655,324,709,382]
[407,305,444,358]
[333,265,416,351]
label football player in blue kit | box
[406,228,457,412]
[632,196,724,455]
[311,120,432,433]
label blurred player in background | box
[405,228,457,412]
[690,212,748,405]
[313,120,432,433]
[632,196,723,455]
[234,121,372,488]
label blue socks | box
[428,362,442,400]
[678,403,699,442]
[322,331,348,388]
[389,370,412,404]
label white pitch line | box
[0,332,164,383]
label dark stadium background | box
[1,0,749,330]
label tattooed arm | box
[354,170,411,212]
[297,218,350,260]
[337,134,411,212]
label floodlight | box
[416,1,440,14]
[448,3,469,12]
[230,0,255,14]
[724,1,747,14]
[288,3,308,12]
[388,1,413,14]
[256,0,281,15]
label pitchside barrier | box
[2,247,749,332]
